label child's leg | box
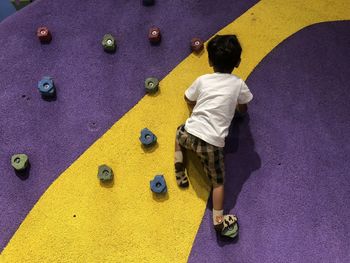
[197,144,226,231]
[174,126,189,187]
[213,184,224,211]
[212,184,224,230]
[213,184,239,235]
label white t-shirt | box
[184,73,253,147]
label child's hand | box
[235,104,248,118]
[236,103,247,113]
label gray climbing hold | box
[11,154,29,171]
[144,77,159,94]
[98,164,114,181]
[102,34,116,53]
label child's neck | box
[213,67,233,74]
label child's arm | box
[184,95,196,106]
[236,80,253,117]
[184,77,200,110]
[235,103,248,118]
[236,103,248,114]
[184,95,196,111]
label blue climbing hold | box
[38,77,55,97]
[150,174,167,194]
[139,128,157,147]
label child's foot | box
[214,215,224,232]
[175,162,189,188]
[214,215,239,238]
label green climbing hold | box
[98,164,114,181]
[144,77,159,93]
[11,154,29,171]
[102,34,116,53]
[11,0,32,11]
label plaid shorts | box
[176,124,225,187]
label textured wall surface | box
[0,0,349,262]
[0,0,257,252]
[188,21,350,263]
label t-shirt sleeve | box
[184,77,200,102]
[237,80,253,104]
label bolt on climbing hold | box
[102,34,116,53]
[97,164,114,181]
[37,26,52,43]
[148,27,161,44]
[150,174,167,194]
[11,154,29,171]
[191,38,204,53]
[37,77,55,97]
[144,77,159,94]
[139,128,157,147]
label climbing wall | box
[0,0,349,262]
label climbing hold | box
[37,26,52,43]
[191,38,204,53]
[37,77,55,97]
[102,34,116,53]
[11,154,29,171]
[139,128,157,147]
[144,77,159,93]
[97,164,114,181]
[148,27,161,44]
[150,174,167,194]
[11,0,33,11]
[142,0,155,6]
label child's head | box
[207,35,242,73]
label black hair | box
[207,35,242,73]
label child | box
[174,35,253,236]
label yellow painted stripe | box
[2,1,349,262]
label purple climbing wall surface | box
[0,0,258,252]
[188,21,350,263]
